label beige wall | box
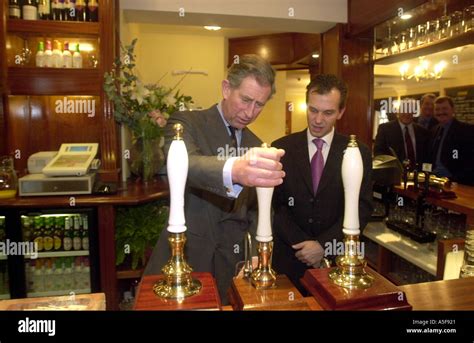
[120,21,288,144]
[120,23,226,110]
[287,92,308,134]
[248,71,287,144]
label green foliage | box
[104,38,193,139]
[115,201,169,270]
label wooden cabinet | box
[0,0,120,182]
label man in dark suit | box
[430,96,474,185]
[144,55,285,304]
[415,93,438,130]
[271,74,373,293]
[374,98,430,169]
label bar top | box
[400,277,474,310]
[0,179,169,208]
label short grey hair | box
[227,54,276,97]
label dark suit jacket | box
[414,116,438,130]
[144,105,261,303]
[374,120,430,166]
[429,118,474,186]
[271,130,373,292]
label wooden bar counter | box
[0,179,169,310]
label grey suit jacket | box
[144,105,261,302]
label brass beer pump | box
[153,124,202,299]
[328,135,374,289]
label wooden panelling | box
[7,18,99,36]
[6,95,101,175]
[99,0,120,182]
[348,0,426,37]
[8,68,101,95]
[0,0,6,155]
[321,24,341,77]
[340,32,373,146]
[228,33,320,69]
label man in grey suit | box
[144,55,285,304]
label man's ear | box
[337,107,346,120]
[222,79,231,100]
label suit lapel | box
[293,130,313,195]
[316,133,346,196]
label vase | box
[128,133,165,183]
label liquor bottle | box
[87,0,98,22]
[59,0,67,21]
[72,215,82,250]
[53,258,64,291]
[53,216,63,251]
[22,0,38,20]
[75,0,85,21]
[63,217,73,251]
[9,0,21,19]
[32,259,45,292]
[43,258,54,290]
[22,216,32,243]
[63,258,74,290]
[81,215,89,250]
[36,41,45,67]
[72,44,83,68]
[51,0,61,20]
[64,0,75,21]
[81,257,91,289]
[51,40,63,68]
[43,40,53,68]
[33,216,44,252]
[38,0,51,20]
[43,217,54,251]
[63,41,72,68]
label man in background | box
[271,74,373,293]
[430,96,474,185]
[415,93,438,130]
[374,98,430,169]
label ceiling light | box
[400,13,412,20]
[399,57,447,82]
[204,26,221,31]
[312,54,319,58]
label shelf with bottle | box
[25,255,92,297]
[9,0,99,24]
[6,35,99,69]
[373,2,474,65]
[24,250,90,259]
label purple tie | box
[311,138,324,194]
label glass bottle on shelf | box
[390,34,399,55]
[22,0,38,20]
[463,5,474,32]
[450,11,463,37]
[72,44,83,68]
[398,31,407,52]
[52,0,61,21]
[0,156,18,199]
[75,0,86,21]
[87,0,99,22]
[33,216,44,252]
[38,0,51,20]
[9,0,21,19]
[416,23,426,46]
[51,40,63,68]
[426,19,439,43]
[407,27,417,50]
[63,41,72,68]
[64,0,75,21]
[44,40,53,68]
[36,41,45,68]
[460,227,474,278]
[63,217,73,251]
[439,15,451,39]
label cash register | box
[19,143,100,196]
